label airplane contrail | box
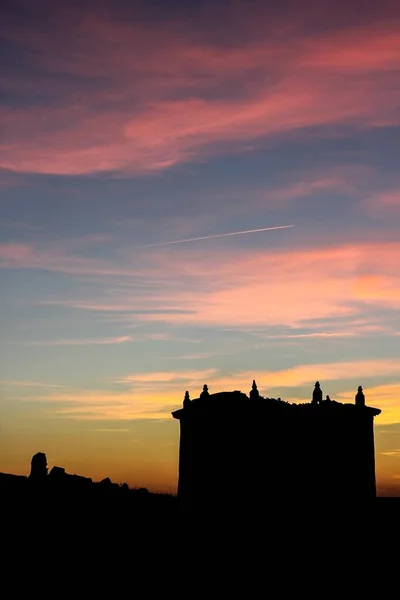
[139,224,294,248]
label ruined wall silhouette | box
[172,384,381,510]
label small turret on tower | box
[200,384,209,398]
[183,390,191,408]
[312,381,323,404]
[250,379,260,400]
[355,385,365,407]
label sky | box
[1,0,400,496]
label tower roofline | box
[172,390,381,420]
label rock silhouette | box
[29,452,48,480]
[1,453,177,526]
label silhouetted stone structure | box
[1,457,179,532]
[49,466,66,479]
[200,384,209,398]
[183,391,191,408]
[29,452,48,481]
[355,385,365,407]
[249,380,260,400]
[172,384,381,510]
[312,381,323,404]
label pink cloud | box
[119,241,400,327]
[365,190,400,215]
[3,236,398,329]
[352,274,400,305]
[376,192,400,206]
[1,12,400,174]
[0,241,140,277]
[300,26,400,72]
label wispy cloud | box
[21,358,400,422]
[372,191,400,207]
[88,428,131,433]
[21,335,133,346]
[156,353,214,360]
[3,239,399,331]
[115,368,219,386]
[1,7,400,175]
[114,360,400,395]
[0,220,44,232]
[262,332,357,339]
[380,450,400,456]
[26,389,181,421]
[0,380,71,389]
[364,188,400,219]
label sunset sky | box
[1,0,400,496]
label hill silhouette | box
[1,453,177,518]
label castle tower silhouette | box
[172,384,381,510]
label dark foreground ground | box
[2,472,400,531]
[2,471,399,585]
